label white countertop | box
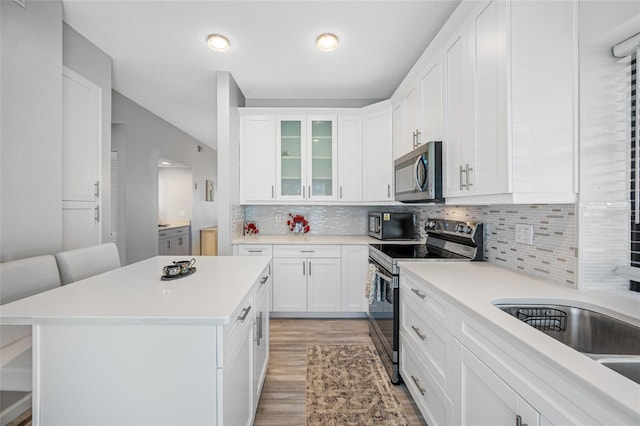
[158,221,190,231]
[0,256,270,326]
[232,234,424,245]
[398,261,640,418]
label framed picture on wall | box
[206,180,214,202]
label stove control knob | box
[455,224,463,232]
[464,226,473,234]
[427,221,436,229]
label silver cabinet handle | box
[411,288,426,299]
[387,184,391,198]
[254,311,263,344]
[237,305,252,322]
[460,165,466,190]
[159,233,167,237]
[94,206,100,222]
[308,260,311,276]
[247,249,263,253]
[302,185,306,198]
[300,250,315,253]
[465,163,473,188]
[94,181,100,198]
[302,261,305,275]
[308,185,311,198]
[271,185,274,198]
[260,276,269,284]
[340,185,343,199]
[411,325,427,340]
[415,129,421,147]
[411,375,426,395]
[516,415,528,426]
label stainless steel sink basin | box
[495,303,640,384]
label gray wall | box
[62,23,113,245]
[112,91,217,264]
[217,71,245,255]
[1,1,63,261]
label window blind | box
[615,34,640,291]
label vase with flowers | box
[244,221,259,238]
[287,213,309,235]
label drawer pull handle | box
[515,415,528,426]
[247,250,263,253]
[411,325,427,340]
[300,250,315,253]
[260,276,269,284]
[237,305,252,322]
[411,288,426,299]
[411,375,426,395]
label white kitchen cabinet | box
[444,0,576,204]
[276,115,337,201]
[233,244,273,257]
[272,245,341,313]
[419,58,444,145]
[158,226,190,256]
[240,114,276,202]
[340,245,368,312]
[362,101,394,202]
[453,341,540,426]
[221,314,252,426]
[337,114,363,202]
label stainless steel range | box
[368,218,484,384]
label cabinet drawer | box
[400,335,453,426]
[218,290,253,368]
[401,273,447,329]
[273,244,340,258]
[400,292,448,389]
[158,226,189,240]
[237,245,273,256]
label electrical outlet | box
[275,213,282,223]
[515,224,534,245]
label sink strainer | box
[516,307,568,332]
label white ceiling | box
[62,0,461,150]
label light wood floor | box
[7,318,426,426]
[254,318,427,426]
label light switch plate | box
[515,224,534,245]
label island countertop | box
[0,256,271,325]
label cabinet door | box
[158,238,171,255]
[62,201,100,251]
[307,258,341,312]
[363,105,394,202]
[406,86,420,148]
[221,321,253,426]
[241,115,276,202]
[420,60,444,144]
[307,116,337,200]
[176,235,190,255]
[341,245,368,312]
[393,101,411,159]
[276,116,306,200]
[454,341,539,426]
[470,0,508,196]
[443,27,474,198]
[272,257,307,311]
[337,115,363,202]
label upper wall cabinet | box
[449,0,577,204]
[239,104,394,205]
[393,0,577,205]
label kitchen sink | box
[494,303,640,384]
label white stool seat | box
[55,242,121,285]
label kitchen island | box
[0,256,272,426]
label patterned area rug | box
[306,345,410,425]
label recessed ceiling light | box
[316,33,339,52]
[207,34,230,52]
[160,161,171,166]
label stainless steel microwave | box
[368,212,414,240]
[394,141,443,203]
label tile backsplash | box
[243,203,577,286]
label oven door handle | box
[374,270,393,283]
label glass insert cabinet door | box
[278,118,305,198]
[276,115,337,200]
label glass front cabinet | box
[276,115,337,201]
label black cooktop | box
[369,243,467,260]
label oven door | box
[368,258,400,382]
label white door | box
[272,257,307,311]
[62,67,101,250]
[307,258,341,312]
